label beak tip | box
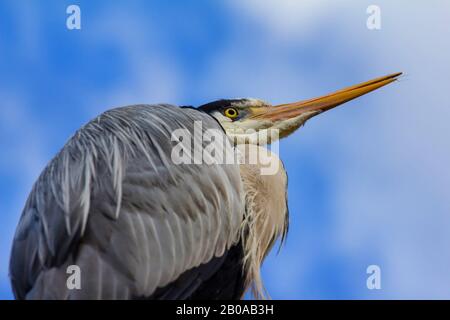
[391,72,403,80]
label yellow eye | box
[224,107,239,119]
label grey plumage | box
[10,104,246,299]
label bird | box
[9,72,401,300]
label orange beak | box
[253,72,402,121]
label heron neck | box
[236,144,289,298]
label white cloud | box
[229,0,346,41]
[226,0,450,298]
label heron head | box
[199,72,401,145]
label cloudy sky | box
[1,0,450,299]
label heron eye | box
[224,107,239,119]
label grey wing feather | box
[9,104,245,299]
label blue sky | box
[1,0,450,299]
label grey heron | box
[9,73,401,299]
